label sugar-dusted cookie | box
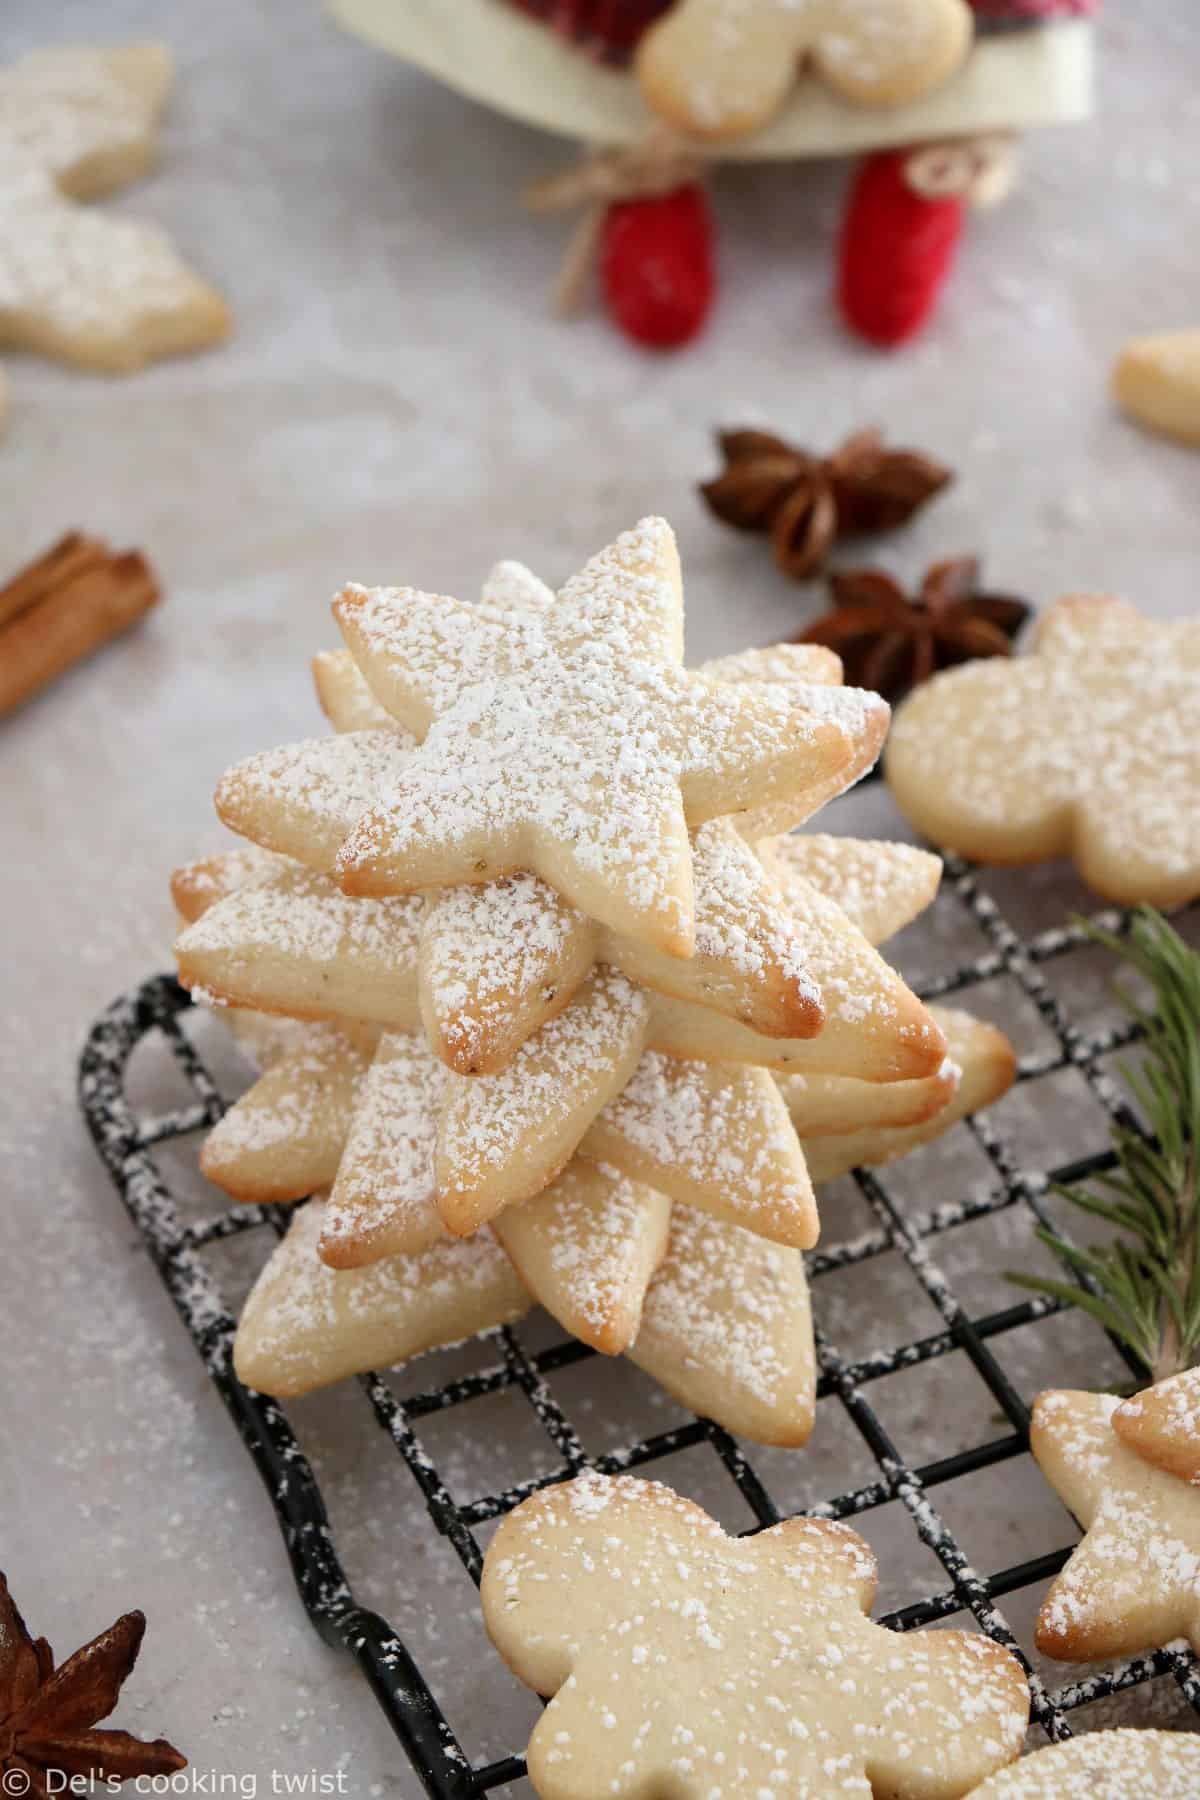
[215,731,414,870]
[494,1160,670,1355]
[332,518,887,954]
[967,1729,1200,1799]
[199,1024,377,1203]
[311,648,397,734]
[794,1005,1017,1173]
[176,862,424,1029]
[1031,1389,1200,1660]
[647,871,945,1079]
[310,554,555,736]
[886,595,1200,907]
[420,817,824,1076]
[629,1203,815,1444]
[318,1030,445,1268]
[1113,1368,1200,1485]
[762,831,942,947]
[581,1049,817,1247]
[702,640,843,688]
[1113,329,1200,448]
[482,1474,1028,1800]
[635,0,974,144]
[170,844,285,923]
[233,1199,530,1397]
[700,640,883,843]
[236,607,887,1079]
[438,968,650,1231]
[0,45,229,373]
[211,728,938,1082]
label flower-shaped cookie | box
[1031,1389,1200,1660]
[482,1473,1028,1800]
[886,595,1200,906]
[0,44,228,375]
[636,0,974,143]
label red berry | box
[837,150,964,348]
[600,184,715,350]
[504,0,673,63]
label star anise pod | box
[797,557,1031,704]
[0,1575,185,1796]
[700,426,953,581]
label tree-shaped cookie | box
[0,44,229,373]
[1031,1389,1200,1659]
[636,0,974,142]
[886,595,1200,907]
[482,1472,1028,1799]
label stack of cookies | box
[173,519,1014,1444]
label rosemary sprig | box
[1011,906,1200,1381]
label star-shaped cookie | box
[886,595,1200,907]
[635,0,974,143]
[176,823,946,1245]
[629,1202,815,1444]
[0,44,229,375]
[481,1473,1028,1800]
[1031,1388,1200,1660]
[1113,1368,1200,1485]
[219,629,892,1077]
[330,518,888,953]
[233,1198,530,1397]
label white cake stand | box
[330,0,1094,157]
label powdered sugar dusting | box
[1115,1368,1200,1484]
[322,1031,448,1261]
[589,1049,815,1244]
[482,1471,1027,1793]
[216,732,414,869]
[0,47,227,356]
[1033,1389,1200,1657]
[971,1728,1200,1798]
[496,1161,667,1348]
[634,1206,807,1411]
[421,872,584,1068]
[177,864,422,1021]
[439,968,650,1183]
[334,519,877,943]
[766,833,941,948]
[888,598,1200,896]
[235,1200,526,1394]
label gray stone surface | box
[2,3,1198,1795]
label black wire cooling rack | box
[78,851,1200,1798]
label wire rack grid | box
[78,848,1200,1798]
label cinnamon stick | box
[0,532,110,629]
[0,545,160,718]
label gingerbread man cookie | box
[482,1472,1028,1799]
[0,44,229,374]
[1031,1389,1200,1660]
[636,0,974,143]
[886,594,1200,907]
